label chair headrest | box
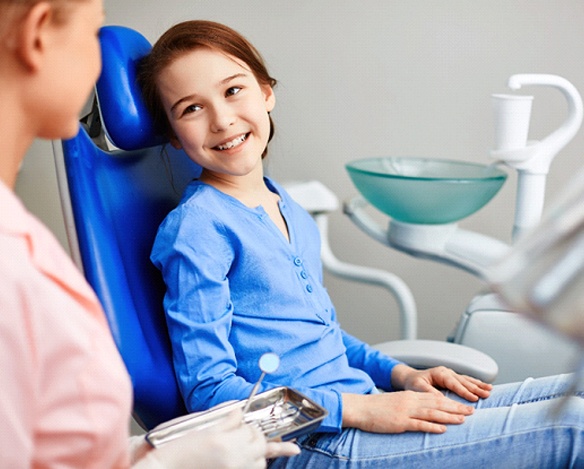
[97,25,166,151]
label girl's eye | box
[182,104,202,115]
[226,86,242,97]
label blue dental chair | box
[53,25,498,431]
[53,26,200,430]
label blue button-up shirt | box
[151,178,401,432]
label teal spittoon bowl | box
[346,157,507,225]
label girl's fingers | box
[443,376,482,401]
[418,406,470,423]
[455,376,492,400]
[459,374,493,392]
[404,401,468,433]
[430,369,492,401]
[406,419,448,434]
[409,391,474,418]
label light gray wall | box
[16,1,584,346]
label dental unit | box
[291,74,584,383]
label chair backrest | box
[54,25,201,429]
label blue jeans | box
[269,374,584,468]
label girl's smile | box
[157,47,275,183]
[214,132,249,151]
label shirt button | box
[294,257,303,266]
[306,285,313,293]
[300,271,308,279]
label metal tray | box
[145,387,327,447]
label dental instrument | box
[242,353,280,414]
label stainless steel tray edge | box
[145,387,327,447]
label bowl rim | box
[346,156,508,182]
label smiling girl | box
[143,19,584,468]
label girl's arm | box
[152,206,252,411]
[341,325,491,396]
[341,329,403,390]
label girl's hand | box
[391,364,493,402]
[342,391,474,434]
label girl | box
[144,20,584,467]
[0,1,297,467]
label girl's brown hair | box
[138,20,277,157]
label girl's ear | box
[13,2,53,72]
[262,85,276,113]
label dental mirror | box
[259,352,280,374]
[242,353,280,414]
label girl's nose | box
[209,104,235,132]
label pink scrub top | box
[0,181,133,468]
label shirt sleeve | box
[342,329,403,391]
[151,205,246,409]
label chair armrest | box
[373,339,498,383]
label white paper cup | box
[492,94,533,151]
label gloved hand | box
[133,409,299,468]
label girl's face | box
[156,47,275,180]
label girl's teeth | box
[217,134,246,150]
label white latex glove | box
[133,409,299,468]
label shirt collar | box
[0,179,103,318]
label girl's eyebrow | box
[169,73,249,113]
[221,72,248,84]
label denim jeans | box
[269,373,584,468]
